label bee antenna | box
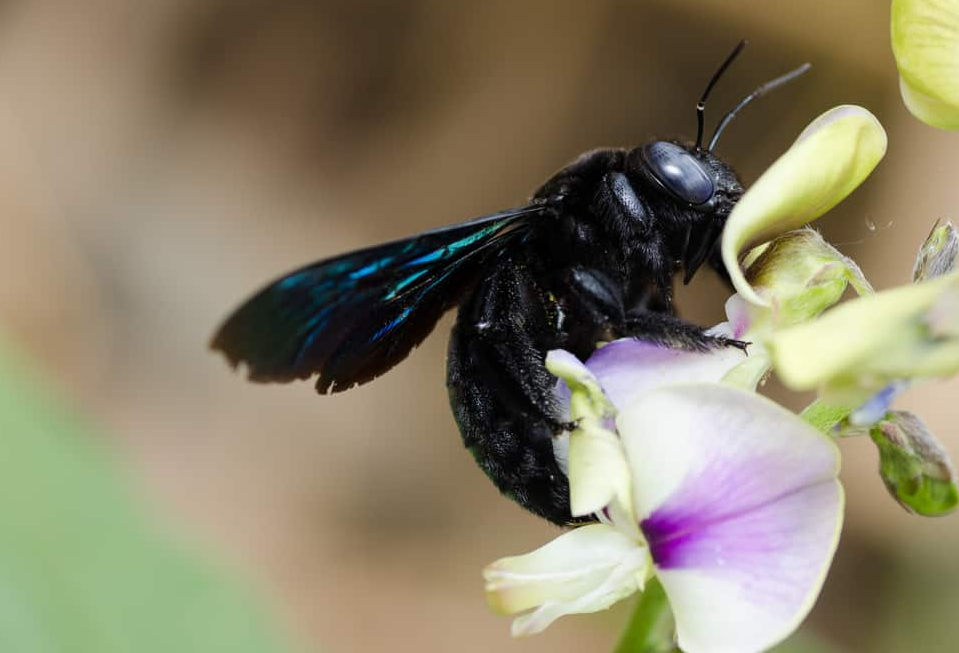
[707,61,812,152]
[695,40,747,152]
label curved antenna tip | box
[707,60,813,152]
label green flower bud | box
[745,229,872,329]
[913,221,958,282]
[871,411,958,516]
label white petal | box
[720,345,772,392]
[719,293,752,340]
[568,421,632,517]
[483,524,649,636]
[583,338,746,410]
[547,349,631,516]
[617,384,843,653]
[547,348,613,421]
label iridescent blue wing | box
[211,205,543,393]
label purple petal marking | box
[640,432,839,565]
[637,422,841,613]
[645,480,842,652]
[643,477,838,574]
[639,448,842,653]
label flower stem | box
[612,577,677,653]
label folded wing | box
[211,206,543,393]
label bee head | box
[628,40,810,283]
[627,140,743,283]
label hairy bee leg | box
[447,261,576,525]
[562,266,627,328]
[623,310,749,352]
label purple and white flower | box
[485,345,843,653]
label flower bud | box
[871,411,958,516]
[745,229,871,329]
[913,221,959,282]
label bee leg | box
[560,267,747,354]
[562,266,628,329]
[447,262,577,525]
[623,310,750,353]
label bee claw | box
[727,338,752,355]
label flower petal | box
[617,384,843,653]
[548,341,745,517]
[567,421,632,517]
[581,338,746,409]
[899,76,959,130]
[483,523,649,636]
[546,350,631,516]
[892,0,959,129]
[721,293,752,340]
[770,271,959,403]
[547,349,611,422]
[719,347,772,392]
[721,106,886,306]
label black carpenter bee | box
[212,42,809,525]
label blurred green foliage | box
[0,339,298,653]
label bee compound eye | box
[640,141,715,207]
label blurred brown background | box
[1,0,958,651]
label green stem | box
[612,577,677,653]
